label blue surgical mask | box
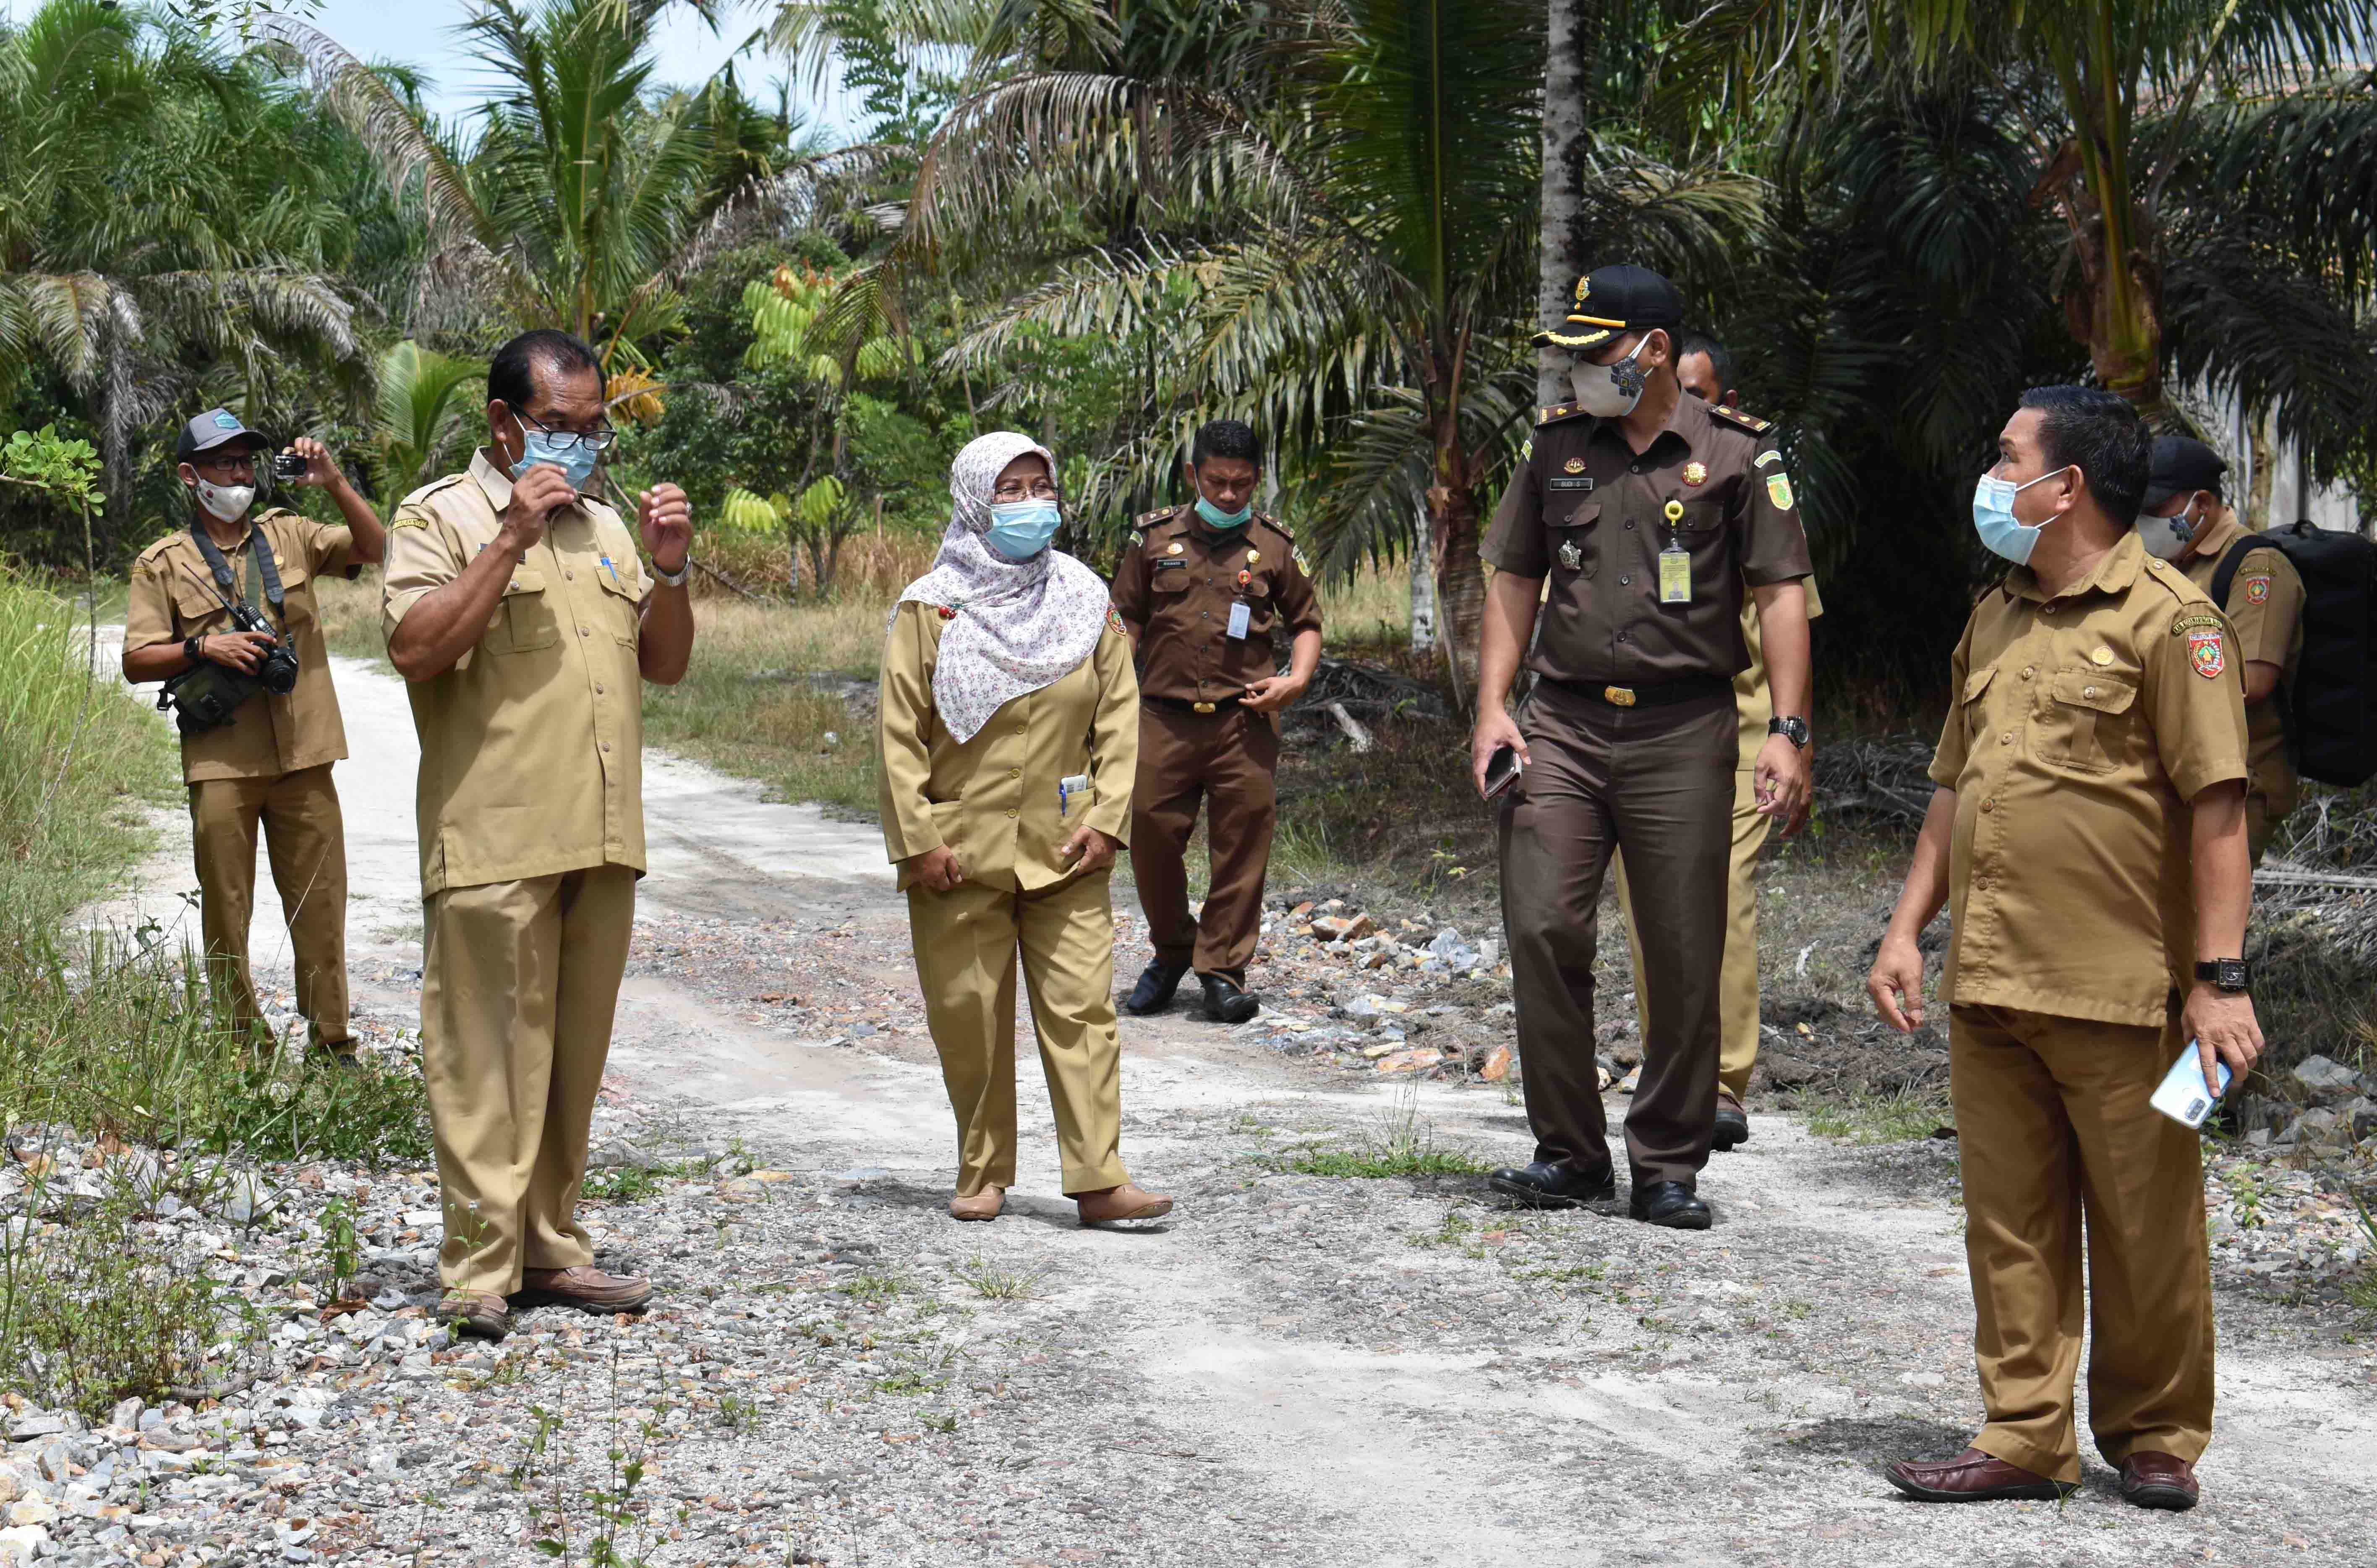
[1970,465,2070,565]
[1194,495,1253,530]
[512,427,600,491]
[985,499,1062,560]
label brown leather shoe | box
[2119,1451,2199,1511]
[435,1289,511,1341]
[1075,1182,1173,1226]
[1884,1447,2074,1503]
[949,1186,1005,1222]
[512,1265,652,1314]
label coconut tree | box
[369,341,487,511]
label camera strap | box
[189,515,286,626]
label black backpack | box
[2208,520,2377,787]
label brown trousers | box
[1615,767,1768,1101]
[188,764,350,1048]
[906,869,1130,1196]
[421,865,636,1295]
[1951,1002,2214,1482]
[1497,685,1735,1184]
[1129,705,1280,985]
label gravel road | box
[16,645,2374,1568]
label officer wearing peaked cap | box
[1471,265,1815,1229]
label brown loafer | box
[2119,1451,2199,1511]
[1075,1182,1173,1226]
[512,1265,652,1314]
[949,1185,1005,1222]
[435,1289,512,1341]
[1884,1446,2074,1503]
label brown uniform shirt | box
[1483,394,1813,686]
[1109,506,1322,703]
[124,509,359,784]
[2176,509,2305,818]
[876,601,1138,892]
[1928,531,2249,1027]
[382,451,650,897]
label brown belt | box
[1143,693,1244,715]
[1542,673,1731,709]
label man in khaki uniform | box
[1868,387,2261,1512]
[383,330,695,1338]
[121,410,386,1058]
[2135,436,2305,862]
[1110,419,1323,1025]
[1614,335,1822,1150]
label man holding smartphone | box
[1866,387,2258,1511]
[1472,267,1815,1230]
[383,330,695,1340]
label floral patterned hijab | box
[894,431,1111,743]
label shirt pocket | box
[1549,502,1599,579]
[270,558,317,630]
[2037,668,2139,775]
[1959,663,1997,754]
[1152,563,1192,596]
[595,564,641,645]
[487,569,559,656]
[170,570,234,637]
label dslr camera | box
[225,600,301,695]
[159,604,300,734]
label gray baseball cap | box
[174,408,270,463]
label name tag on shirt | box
[1547,477,1595,492]
[1227,602,1251,639]
[1154,557,1188,571]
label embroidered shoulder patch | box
[1106,606,1125,635]
[1765,474,1795,510]
[1754,450,1782,469]
[2187,627,2226,680]
[2169,613,2224,636]
[1292,547,1312,575]
[2242,574,2272,604]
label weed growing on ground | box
[1282,1087,1488,1178]
[1803,1087,1954,1145]
[956,1254,1048,1301]
[838,1270,907,1304]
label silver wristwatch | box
[650,557,690,588]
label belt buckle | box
[1192,700,1216,714]
[1603,685,1636,708]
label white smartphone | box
[2149,1040,2233,1129]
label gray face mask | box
[1570,335,1652,418]
[2137,503,2197,562]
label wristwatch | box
[651,557,691,588]
[184,635,205,665]
[1768,715,1810,750]
[2194,959,2252,993]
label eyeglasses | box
[517,410,618,453]
[992,478,1059,501]
[195,452,257,473]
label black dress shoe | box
[1123,958,1189,1015]
[1488,1160,1616,1209]
[1711,1092,1750,1152]
[1199,974,1260,1024]
[1629,1180,1712,1229]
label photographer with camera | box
[122,408,387,1062]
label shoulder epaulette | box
[1255,512,1296,543]
[1132,507,1172,534]
[133,534,178,565]
[1535,403,1592,427]
[2140,555,2217,609]
[398,473,470,511]
[1709,405,1771,434]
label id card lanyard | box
[1658,499,1690,605]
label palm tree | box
[370,341,487,511]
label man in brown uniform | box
[122,410,386,1058]
[2136,435,2305,862]
[383,330,695,1339]
[1111,418,1322,1025]
[1615,334,1824,1150]
[1473,266,1814,1229]
[1868,387,2261,1512]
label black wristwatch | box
[184,635,205,665]
[1768,715,1810,750]
[2194,959,2252,994]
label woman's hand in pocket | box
[1058,825,1120,875]
[906,845,967,891]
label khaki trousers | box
[1950,1002,2214,1483]
[906,869,1129,1197]
[188,764,350,1048]
[1615,767,1767,1101]
[1497,685,1736,1184]
[421,865,636,1295]
[1130,705,1280,985]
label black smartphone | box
[1482,743,1523,799]
[271,451,308,481]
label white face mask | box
[193,476,256,523]
[1570,334,1655,418]
[2136,503,2197,562]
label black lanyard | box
[190,515,286,625]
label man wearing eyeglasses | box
[381,329,695,1340]
[122,409,386,1061]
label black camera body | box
[160,605,300,735]
[225,600,301,695]
[271,452,308,481]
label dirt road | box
[91,644,2377,1567]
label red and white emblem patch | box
[2187,627,2226,680]
[2242,574,2271,604]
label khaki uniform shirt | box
[876,601,1138,892]
[382,452,650,897]
[1928,531,2249,1027]
[1734,575,1825,767]
[1109,506,1322,704]
[2176,510,2304,818]
[1483,394,1813,686]
[124,509,358,784]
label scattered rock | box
[2291,1055,2365,1100]
[1480,1044,1514,1083]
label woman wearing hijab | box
[876,432,1174,1226]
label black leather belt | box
[1143,693,1243,715]
[1543,673,1731,709]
